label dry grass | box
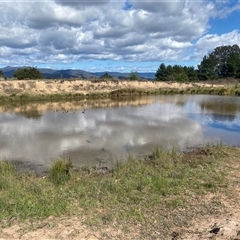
[0,79,225,97]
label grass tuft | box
[0,161,16,190]
[48,159,73,185]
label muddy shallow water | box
[0,95,240,174]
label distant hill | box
[94,72,155,80]
[40,68,98,79]
[0,66,155,80]
[1,66,17,78]
[0,66,98,79]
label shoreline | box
[0,145,240,239]
[0,79,220,95]
[1,79,238,101]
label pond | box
[0,95,240,174]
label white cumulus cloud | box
[0,0,239,70]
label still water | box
[0,95,240,173]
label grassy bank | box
[110,84,240,96]
[0,82,240,102]
[1,145,239,239]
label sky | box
[0,0,240,73]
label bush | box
[129,72,139,80]
[13,67,43,80]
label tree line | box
[155,44,240,82]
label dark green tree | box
[184,66,198,82]
[129,72,139,80]
[166,65,174,75]
[222,52,240,77]
[166,65,174,81]
[156,63,198,82]
[198,44,240,80]
[13,67,43,80]
[237,63,240,78]
[100,72,113,79]
[174,72,189,82]
[172,65,184,74]
[213,44,240,76]
[197,54,219,80]
[171,65,187,82]
[155,63,168,81]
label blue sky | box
[0,0,240,73]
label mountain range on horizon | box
[0,66,155,80]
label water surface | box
[0,95,240,173]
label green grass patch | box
[0,145,238,238]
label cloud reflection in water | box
[0,95,239,170]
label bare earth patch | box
[1,197,240,239]
[0,217,132,240]
[176,151,240,240]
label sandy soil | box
[177,156,240,240]
[0,79,222,96]
[1,210,240,240]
